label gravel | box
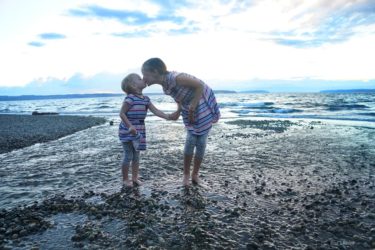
[0,115,106,154]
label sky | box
[0,0,375,95]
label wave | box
[270,108,303,113]
[0,108,11,113]
[229,113,375,123]
[230,108,303,115]
[326,104,369,111]
[220,102,274,109]
[97,105,113,109]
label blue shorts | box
[184,132,209,159]
[122,142,140,165]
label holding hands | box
[168,103,182,121]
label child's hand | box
[176,102,182,111]
[129,126,137,135]
[168,111,180,120]
[188,105,196,123]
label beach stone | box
[246,242,259,250]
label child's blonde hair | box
[121,73,138,94]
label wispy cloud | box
[267,0,375,47]
[28,41,45,47]
[39,33,67,39]
[69,5,184,25]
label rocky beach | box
[0,115,106,154]
[0,114,374,249]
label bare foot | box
[123,180,133,187]
[182,175,190,186]
[192,175,200,185]
[133,179,143,186]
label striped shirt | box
[118,94,150,150]
[164,72,220,135]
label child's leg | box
[191,133,209,184]
[122,164,129,181]
[183,154,193,185]
[131,150,142,186]
[122,164,133,187]
[183,132,196,186]
[121,142,134,187]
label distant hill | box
[239,90,269,93]
[320,89,375,93]
[213,90,237,94]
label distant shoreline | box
[320,89,375,93]
[1,89,374,101]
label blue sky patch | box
[39,33,66,40]
[112,31,149,38]
[69,5,185,26]
[28,41,45,47]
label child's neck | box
[133,91,143,97]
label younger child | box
[119,73,174,187]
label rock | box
[246,242,259,250]
[19,229,27,236]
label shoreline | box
[0,114,107,154]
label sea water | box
[1,92,375,122]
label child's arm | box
[175,75,203,123]
[148,102,170,120]
[119,102,137,134]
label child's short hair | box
[142,58,167,75]
[121,73,138,94]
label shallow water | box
[1,115,375,249]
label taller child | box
[142,58,220,186]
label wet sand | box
[0,118,374,249]
[0,115,106,153]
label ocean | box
[1,92,375,123]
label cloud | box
[69,4,184,25]
[67,4,198,38]
[28,41,45,47]
[267,0,375,47]
[0,72,127,96]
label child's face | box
[141,68,160,86]
[131,75,147,91]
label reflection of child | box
[119,73,172,187]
